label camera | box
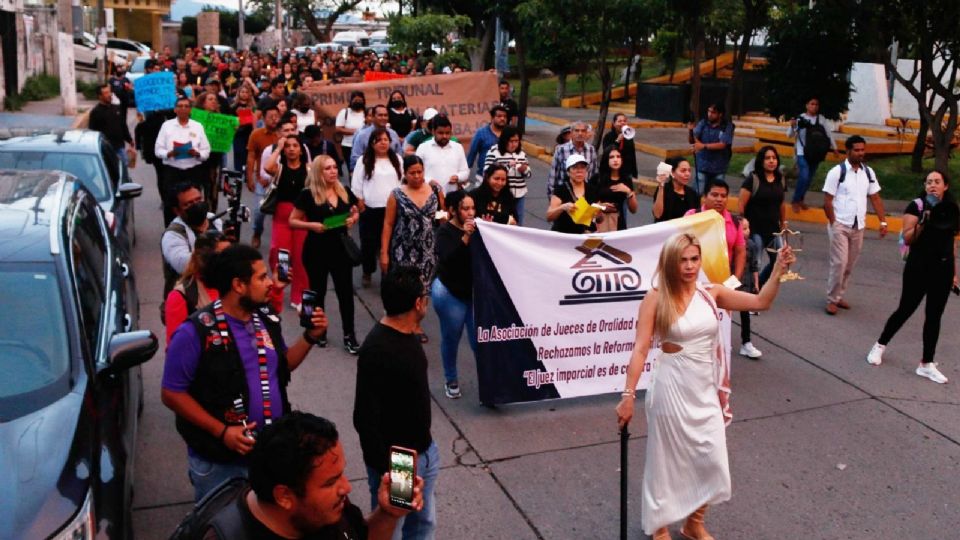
[219,168,250,242]
[796,117,813,129]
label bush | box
[77,80,101,101]
[19,74,61,101]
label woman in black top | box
[431,191,478,399]
[594,145,639,232]
[547,155,604,234]
[469,164,517,225]
[290,154,361,354]
[866,170,959,382]
[738,145,787,285]
[264,136,310,312]
[652,157,699,223]
[387,90,417,138]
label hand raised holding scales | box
[766,228,803,282]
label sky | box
[170,0,399,21]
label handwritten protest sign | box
[190,109,240,153]
[302,72,500,140]
[134,72,176,113]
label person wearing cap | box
[404,108,438,154]
[548,121,597,198]
[546,154,604,234]
[108,64,133,122]
[204,77,229,113]
[555,125,572,146]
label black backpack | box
[169,477,250,540]
[801,116,830,163]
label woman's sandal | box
[679,505,715,540]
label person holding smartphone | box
[353,267,439,539]
[290,155,362,354]
[161,244,329,502]
[866,170,959,382]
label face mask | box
[350,101,365,111]
[925,193,941,207]
[183,201,209,228]
[389,100,404,109]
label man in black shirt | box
[203,412,422,540]
[498,80,519,126]
[354,267,439,540]
[88,84,134,166]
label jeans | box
[367,441,439,540]
[116,147,129,168]
[514,196,526,226]
[431,279,477,384]
[694,170,725,197]
[753,232,778,287]
[792,155,823,203]
[359,207,386,276]
[251,191,266,237]
[878,256,953,361]
[187,453,247,502]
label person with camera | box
[354,267,439,540]
[786,96,840,213]
[290,155,362,355]
[162,244,329,502]
[866,170,959,383]
[162,183,222,301]
[201,412,423,540]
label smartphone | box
[277,249,290,282]
[300,289,317,328]
[388,446,418,510]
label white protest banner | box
[471,212,733,405]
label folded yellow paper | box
[569,197,604,226]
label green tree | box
[417,0,499,71]
[386,13,470,55]
[762,2,864,121]
[246,0,363,42]
[515,0,593,102]
[872,0,960,172]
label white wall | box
[846,62,891,125]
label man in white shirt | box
[416,115,470,194]
[822,135,888,315]
[155,96,211,188]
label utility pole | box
[97,0,106,81]
[238,0,246,51]
[275,0,282,60]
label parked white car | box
[74,33,129,69]
[107,38,151,60]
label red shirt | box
[164,284,220,346]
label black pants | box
[878,256,953,361]
[358,207,386,276]
[740,310,752,344]
[151,161,177,226]
[304,250,355,337]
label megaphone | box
[622,126,636,140]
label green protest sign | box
[190,108,240,153]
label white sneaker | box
[739,342,762,359]
[866,342,885,366]
[916,363,948,384]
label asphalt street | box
[128,148,960,539]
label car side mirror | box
[118,182,143,199]
[101,330,158,376]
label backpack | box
[837,161,876,185]
[749,172,786,197]
[897,197,924,261]
[800,116,830,163]
[169,477,250,540]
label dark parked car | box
[0,169,157,539]
[0,130,141,253]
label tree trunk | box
[469,17,495,71]
[725,31,751,116]
[911,114,928,172]
[516,28,530,136]
[594,61,613,148]
[690,32,705,121]
[556,71,567,103]
[579,70,587,109]
[623,42,638,100]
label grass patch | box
[3,74,61,111]
[723,152,958,205]
[511,57,693,106]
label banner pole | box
[620,425,629,540]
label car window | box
[100,141,121,191]
[0,152,111,202]
[69,200,108,355]
[0,264,71,420]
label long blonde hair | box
[307,154,349,205]
[653,233,701,338]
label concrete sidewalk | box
[0,96,96,138]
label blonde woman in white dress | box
[615,233,794,540]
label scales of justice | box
[766,228,803,282]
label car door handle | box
[123,314,133,332]
[119,262,130,278]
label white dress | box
[641,290,731,534]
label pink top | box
[684,207,745,263]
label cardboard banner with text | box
[471,212,733,405]
[303,72,500,140]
